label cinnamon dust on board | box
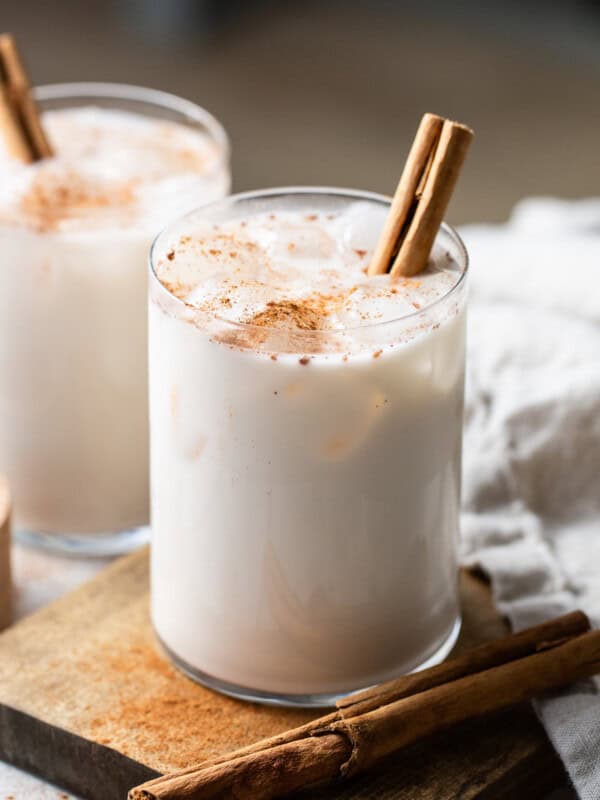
[80,637,313,772]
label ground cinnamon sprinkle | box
[228,292,346,351]
[18,169,136,231]
[246,297,330,331]
[78,634,314,773]
[212,294,337,352]
[157,277,197,301]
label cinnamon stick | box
[129,613,596,800]
[367,113,443,277]
[338,608,590,718]
[0,33,53,162]
[368,113,472,278]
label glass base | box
[156,614,462,708]
[15,525,150,557]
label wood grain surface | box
[0,548,574,800]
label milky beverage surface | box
[0,106,223,232]
[153,203,461,351]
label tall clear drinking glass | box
[0,84,230,555]
[149,188,467,706]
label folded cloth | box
[459,198,600,800]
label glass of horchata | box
[0,83,230,555]
[149,188,467,706]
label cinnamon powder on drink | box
[214,292,343,352]
[18,169,136,231]
[246,296,333,332]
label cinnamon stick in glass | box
[129,612,596,800]
[0,33,53,162]
[368,113,472,278]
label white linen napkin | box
[459,198,600,800]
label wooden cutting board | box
[0,548,573,800]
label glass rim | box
[149,186,469,335]
[33,81,230,177]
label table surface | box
[1,543,110,799]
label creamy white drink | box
[149,189,467,704]
[0,85,229,553]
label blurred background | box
[2,0,600,224]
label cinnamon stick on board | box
[129,612,597,800]
[0,33,53,162]
[132,609,589,778]
[368,113,472,278]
